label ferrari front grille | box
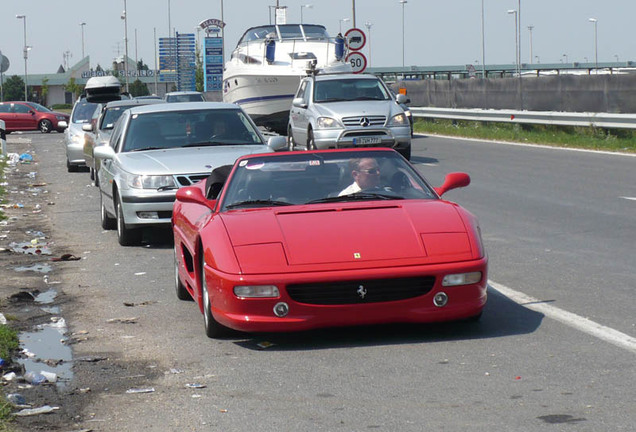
[287,276,435,305]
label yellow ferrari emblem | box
[353,252,361,259]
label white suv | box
[288,73,412,159]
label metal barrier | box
[0,119,6,155]
[410,107,636,130]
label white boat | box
[223,23,351,134]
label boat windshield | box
[239,25,329,44]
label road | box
[13,132,636,431]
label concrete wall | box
[396,74,636,113]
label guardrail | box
[410,107,636,130]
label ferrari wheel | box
[201,265,229,338]
[174,247,191,301]
[116,196,142,246]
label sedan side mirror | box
[267,135,288,151]
[93,145,116,160]
[292,97,307,108]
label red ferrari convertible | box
[172,148,487,338]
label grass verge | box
[0,155,18,430]
[413,118,636,153]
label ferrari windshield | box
[121,108,263,152]
[220,150,436,211]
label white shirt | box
[338,182,361,196]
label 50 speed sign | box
[346,51,367,74]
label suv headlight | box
[316,117,342,129]
[387,113,408,127]
[129,174,176,189]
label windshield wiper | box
[128,146,164,152]
[306,192,404,204]
[226,199,294,209]
[182,141,228,147]
[157,185,178,191]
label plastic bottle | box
[23,371,47,385]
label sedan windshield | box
[314,79,390,103]
[121,108,263,152]
[220,151,436,211]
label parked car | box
[288,73,412,159]
[94,102,287,246]
[64,98,100,172]
[0,101,69,133]
[164,91,206,103]
[83,98,165,185]
[172,148,487,338]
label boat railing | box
[231,37,344,68]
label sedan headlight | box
[316,117,342,129]
[442,272,482,286]
[234,285,280,298]
[387,113,409,127]
[129,174,176,189]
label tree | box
[2,75,26,101]
[41,77,49,105]
[129,79,149,97]
[65,77,83,101]
[137,59,149,71]
[195,46,204,92]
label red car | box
[172,148,488,338]
[0,101,69,133]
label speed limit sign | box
[346,51,367,74]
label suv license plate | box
[353,137,382,145]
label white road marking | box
[620,196,636,201]
[489,280,636,354]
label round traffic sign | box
[346,51,367,74]
[0,55,9,74]
[344,28,366,51]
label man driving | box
[339,157,381,196]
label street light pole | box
[16,14,28,101]
[364,21,373,67]
[589,18,598,74]
[507,10,519,76]
[481,0,486,78]
[80,22,86,59]
[300,4,312,24]
[399,0,407,68]
[527,25,533,64]
[339,18,350,34]
[121,0,129,92]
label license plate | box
[353,137,382,145]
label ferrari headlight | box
[234,285,280,298]
[387,113,408,126]
[442,272,482,286]
[129,174,176,189]
[316,117,341,129]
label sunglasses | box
[358,168,380,175]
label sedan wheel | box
[287,126,296,151]
[307,129,316,151]
[100,192,116,230]
[202,265,229,338]
[116,197,142,246]
[174,247,192,301]
[38,119,53,133]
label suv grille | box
[175,174,208,187]
[342,115,386,127]
[287,276,435,305]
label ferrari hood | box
[116,145,271,175]
[221,200,476,272]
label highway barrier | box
[410,107,636,130]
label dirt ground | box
[0,134,150,432]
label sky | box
[1,0,634,76]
